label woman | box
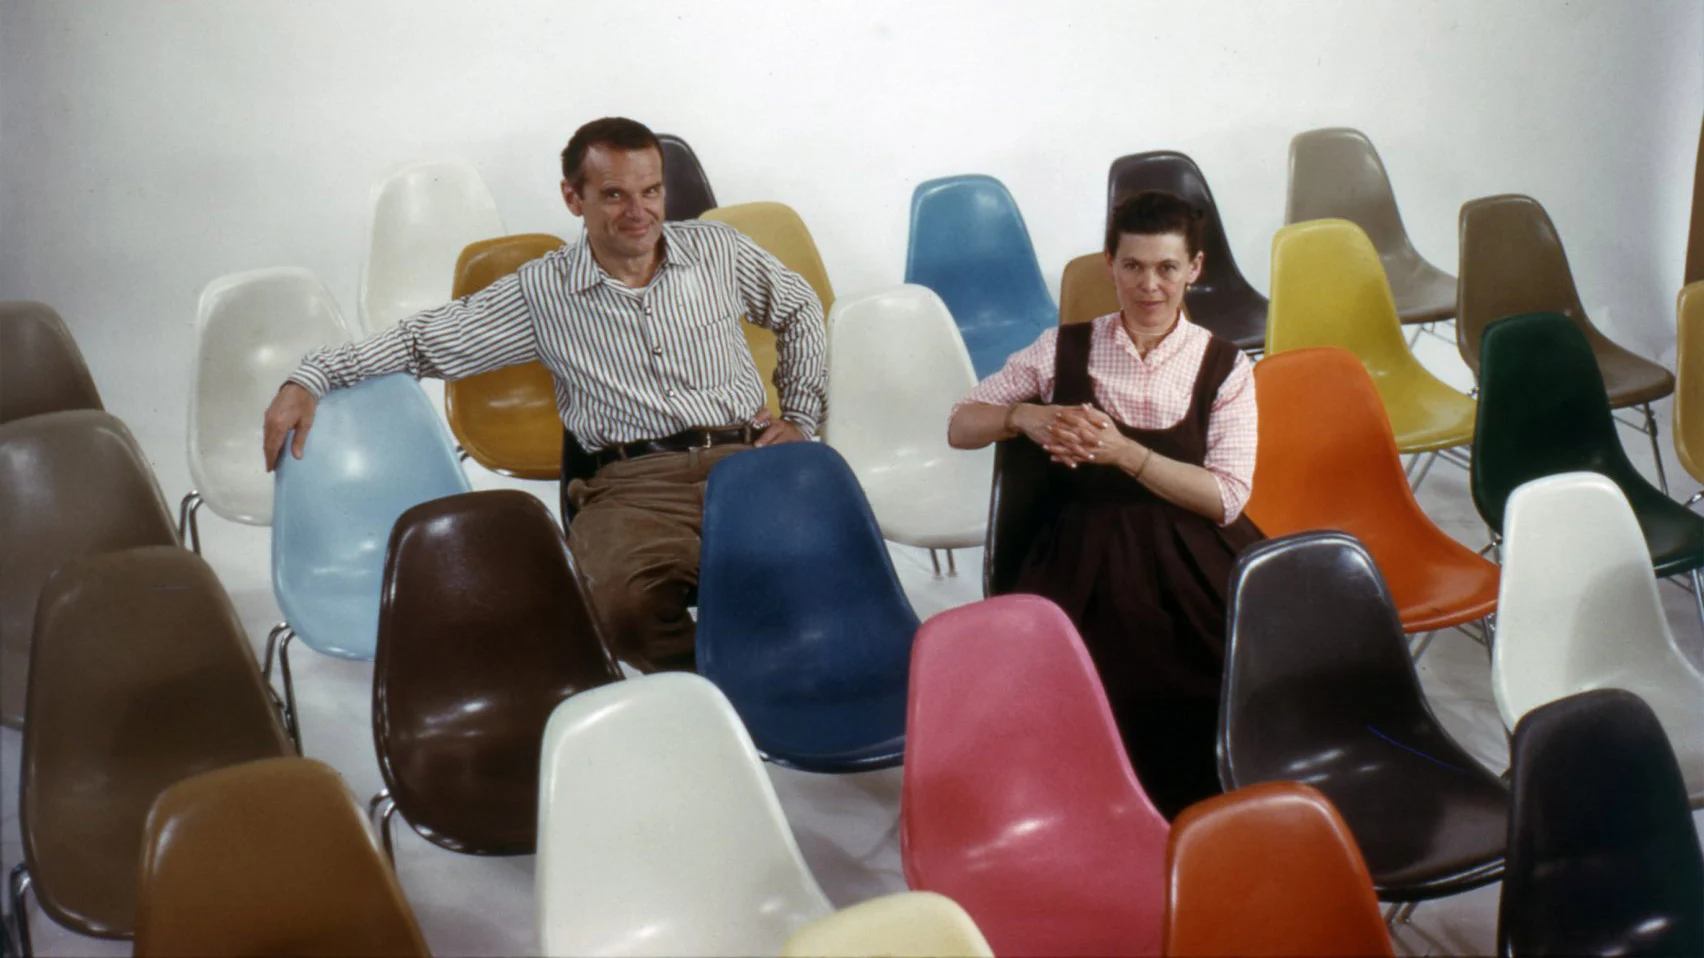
[947,190,1262,818]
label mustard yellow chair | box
[1268,219,1476,467]
[781,891,995,958]
[702,202,836,419]
[1678,282,1704,504]
[442,234,565,479]
[1059,252,1120,326]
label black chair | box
[1221,530,1508,903]
[557,428,599,532]
[982,438,1053,597]
[1499,689,1703,957]
[659,134,717,221]
[1107,152,1265,351]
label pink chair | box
[902,594,1170,957]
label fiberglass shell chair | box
[0,410,177,726]
[903,594,1171,957]
[1286,128,1457,324]
[1471,313,1704,583]
[1245,348,1498,634]
[0,301,101,424]
[359,157,505,333]
[15,547,292,948]
[184,268,357,547]
[659,133,717,220]
[702,201,837,419]
[906,174,1057,379]
[372,490,622,858]
[536,673,833,956]
[1108,151,1267,349]
[983,433,1056,597]
[781,892,995,958]
[1498,689,1704,957]
[442,233,566,479]
[1059,253,1122,325]
[697,442,915,772]
[1690,113,1704,285]
[1221,532,1509,902]
[1492,473,1704,800]
[1679,282,1704,492]
[1164,782,1393,958]
[824,284,992,554]
[1267,219,1476,455]
[135,758,430,958]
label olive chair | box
[0,301,102,424]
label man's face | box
[562,144,666,262]
[1106,231,1203,332]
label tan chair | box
[702,202,836,418]
[782,892,994,958]
[1287,128,1457,324]
[1678,283,1704,501]
[0,410,178,726]
[1457,194,1676,491]
[1688,113,1703,286]
[135,758,430,957]
[1059,253,1119,325]
[0,301,102,424]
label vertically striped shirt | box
[288,220,828,449]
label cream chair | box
[781,892,994,958]
[358,157,504,334]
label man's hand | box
[263,383,319,471]
[755,418,808,447]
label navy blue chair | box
[697,442,917,772]
[905,175,1057,379]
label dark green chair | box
[1472,313,1703,578]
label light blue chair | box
[697,443,917,772]
[268,374,469,747]
[905,174,1057,379]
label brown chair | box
[1059,253,1120,326]
[1678,283,1704,497]
[1165,782,1393,957]
[13,547,293,950]
[371,490,622,859]
[0,410,178,726]
[0,301,102,424]
[1457,194,1677,491]
[1688,113,1703,286]
[443,234,566,480]
[135,757,430,957]
[660,133,717,221]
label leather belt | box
[593,424,762,468]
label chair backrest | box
[658,133,717,220]
[1265,219,1413,374]
[0,410,177,726]
[24,546,292,939]
[359,157,504,334]
[136,757,430,957]
[1686,113,1703,286]
[1108,149,1261,302]
[1471,313,1632,533]
[1059,252,1120,325]
[1286,128,1417,263]
[1675,282,1704,484]
[1456,194,1598,374]
[1500,689,1704,958]
[271,374,471,659]
[191,268,356,524]
[536,673,832,956]
[0,300,102,423]
[697,442,917,768]
[983,436,1053,597]
[781,892,994,958]
[375,490,621,854]
[1165,781,1392,958]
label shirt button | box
[652,345,663,356]
[666,388,677,398]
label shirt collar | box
[561,222,698,294]
[1110,309,1200,365]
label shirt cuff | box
[286,364,332,399]
[781,413,818,439]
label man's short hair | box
[561,117,663,190]
[1105,190,1205,258]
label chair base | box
[8,864,31,958]
[368,789,398,865]
[176,490,203,554]
[262,623,303,753]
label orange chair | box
[1245,348,1497,640]
[1164,782,1393,957]
[1059,253,1119,325]
[442,234,565,479]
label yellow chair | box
[1059,252,1119,325]
[1268,219,1475,456]
[442,234,565,479]
[1678,282,1704,499]
[781,891,995,958]
[702,202,836,418]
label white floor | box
[4,331,1702,957]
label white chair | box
[358,157,504,334]
[535,673,832,957]
[824,284,993,574]
[181,268,356,551]
[1494,471,1704,802]
[781,891,994,958]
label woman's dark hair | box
[1104,190,1205,258]
[560,117,663,189]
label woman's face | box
[1107,231,1203,334]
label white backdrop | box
[2,0,1701,501]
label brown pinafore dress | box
[1012,321,1263,818]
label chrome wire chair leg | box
[1693,569,1704,632]
[1688,490,1703,509]
[1407,324,1425,349]
[8,864,32,958]
[454,444,471,463]
[176,490,204,555]
[945,549,957,576]
[1409,631,1437,663]
[263,624,302,753]
[928,549,942,577]
[369,790,398,865]
[1409,451,1440,493]
[1383,900,1418,927]
[1642,403,1670,494]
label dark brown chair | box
[559,427,599,530]
[13,547,292,950]
[0,410,178,726]
[982,437,1054,597]
[135,757,430,958]
[371,490,622,859]
[0,301,102,424]
[660,133,717,220]
[1688,113,1703,286]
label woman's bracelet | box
[1002,403,1023,436]
[1132,446,1156,480]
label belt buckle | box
[700,429,714,449]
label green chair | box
[1472,313,1704,581]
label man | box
[262,117,827,672]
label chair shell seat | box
[1,300,103,424]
